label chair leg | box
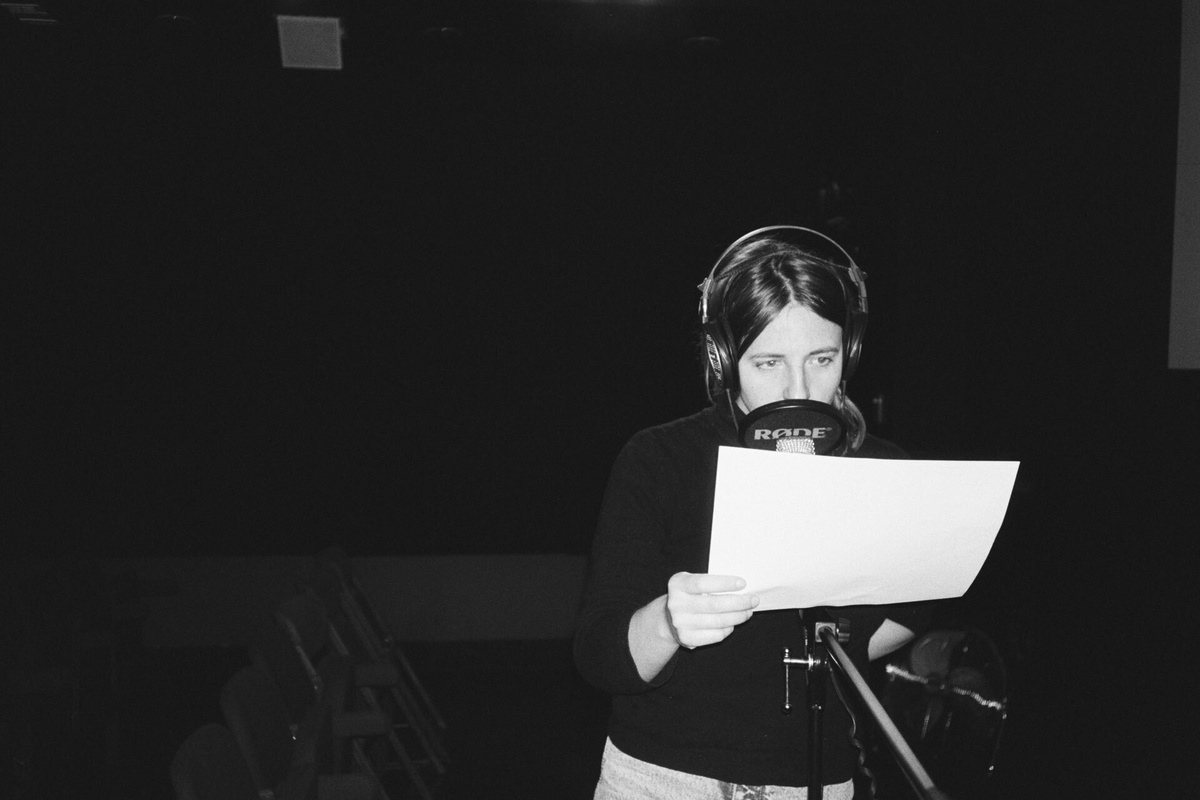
[354,681,447,787]
[385,680,449,772]
[337,587,450,763]
[389,642,449,734]
[341,585,450,739]
[351,729,436,800]
[347,738,394,800]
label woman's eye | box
[756,359,779,370]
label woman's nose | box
[782,367,808,400]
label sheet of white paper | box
[706,447,1019,610]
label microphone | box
[738,399,848,456]
[775,436,816,455]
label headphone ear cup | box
[704,323,737,395]
[700,333,720,393]
[705,334,724,387]
[843,309,867,379]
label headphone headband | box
[698,225,869,397]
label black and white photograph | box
[3,2,1197,798]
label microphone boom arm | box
[815,622,952,800]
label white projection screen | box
[1171,2,1200,369]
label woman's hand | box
[627,572,760,682]
[664,571,760,649]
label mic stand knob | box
[782,621,848,714]
[781,647,824,715]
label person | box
[573,226,933,799]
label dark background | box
[4,1,1198,796]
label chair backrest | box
[299,557,343,621]
[299,559,375,665]
[170,723,259,800]
[276,588,334,662]
[315,548,393,659]
[275,588,342,701]
[275,587,368,725]
[220,666,298,793]
[245,609,319,723]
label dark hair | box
[703,234,868,450]
[721,237,851,366]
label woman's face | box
[736,303,844,414]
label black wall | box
[4,2,915,557]
[7,2,1192,552]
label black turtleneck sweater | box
[573,404,930,787]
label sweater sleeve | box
[573,432,685,695]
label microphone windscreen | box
[738,399,848,456]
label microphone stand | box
[783,619,953,800]
[782,614,830,798]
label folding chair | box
[299,556,450,772]
[315,548,447,736]
[274,588,439,800]
[243,610,388,781]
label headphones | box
[697,225,869,397]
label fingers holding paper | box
[665,571,761,649]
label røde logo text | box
[753,427,832,440]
